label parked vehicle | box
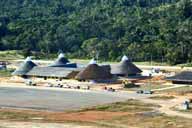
[136,90,153,94]
[143,90,153,94]
[136,90,143,94]
[108,87,115,92]
[81,86,90,90]
[25,80,36,86]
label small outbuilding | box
[166,71,192,84]
[111,55,142,76]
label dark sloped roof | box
[111,60,142,76]
[49,63,77,68]
[75,64,112,80]
[12,61,37,76]
[26,67,82,78]
[49,53,70,67]
[166,71,192,82]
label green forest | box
[0,0,191,64]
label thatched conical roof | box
[111,55,142,76]
[12,57,37,76]
[75,64,112,80]
[49,53,70,67]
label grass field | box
[149,95,175,100]
[0,99,191,128]
[0,50,167,65]
[100,114,192,128]
[0,69,14,77]
[134,61,169,66]
[1,50,192,68]
[79,99,157,113]
[124,84,173,91]
[0,100,155,121]
[0,50,24,60]
[157,86,192,95]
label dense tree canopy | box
[0,0,191,64]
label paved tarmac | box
[0,86,148,111]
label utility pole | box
[150,54,153,66]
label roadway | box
[0,85,148,111]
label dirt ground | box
[0,121,95,128]
[0,109,132,128]
[0,93,192,128]
[0,109,130,122]
[1,75,192,127]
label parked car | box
[25,80,36,86]
[136,90,143,94]
[63,84,70,88]
[55,84,63,88]
[108,87,115,92]
[81,86,90,90]
[143,90,153,94]
[136,90,153,94]
[47,83,54,87]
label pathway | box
[142,97,192,119]
[152,84,189,91]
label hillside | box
[0,0,191,64]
